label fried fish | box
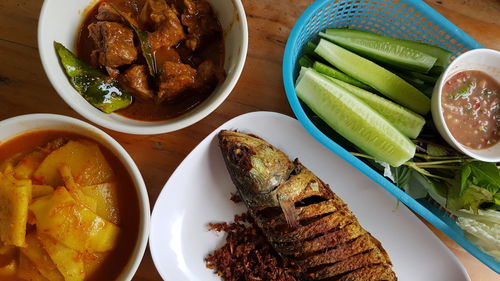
[218,130,397,281]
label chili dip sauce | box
[442,70,500,149]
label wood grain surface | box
[0,0,499,280]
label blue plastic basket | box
[282,0,499,274]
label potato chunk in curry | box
[30,187,120,253]
[33,140,114,187]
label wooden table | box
[0,0,499,280]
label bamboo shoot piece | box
[0,172,31,247]
[30,187,120,252]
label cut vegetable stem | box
[413,165,461,170]
[414,153,468,160]
[413,159,469,166]
[407,164,453,181]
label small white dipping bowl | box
[38,0,248,135]
[431,48,500,162]
[0,114,150,281]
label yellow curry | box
[0,131,139,281]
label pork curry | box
[75,0,225,121]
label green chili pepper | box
[54,42,132,113]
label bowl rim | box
[432,48,500,162]
[0,113,151,281]
[37,0,249,135]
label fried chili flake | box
[205,212,304,281]
[229,192,242,203]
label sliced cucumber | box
[298,55,314,68]
[323,28,451,67]
[295,68,416,167]
[313,62,371,90]
[407,71,438,84]
[394,71,426,89]
[297,66,308,85]
[303,41,318,57]
[315,39,431,115]
[320,32,437,73]
[321,72,425,139]
[429,65,445,76]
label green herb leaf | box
[460,164,472,195]
[493,193,500,210]
[460,186,494,214]
[405,170,430,199]
[469,162,500,194]
[447,184,490,213]
[449,81,475,100]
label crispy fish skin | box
[218,130,397,281]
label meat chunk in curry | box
[121,65,155,101]
[182,0,220,50]
[142,0,186,50]
[158,61,197,102]
[77,0,225,121]
[88,21,137,68]
[95,2,122,22]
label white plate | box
[149,111,470,281]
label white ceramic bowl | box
[0,114,150,281]
[431,48,500,162]
[38,0,248,135]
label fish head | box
[218,130,295,197]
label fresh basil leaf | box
[460,164,471,195]
[495,192,500,206]
[406,170,430,199]
[451,185,493,214]
[469,162,500,194]
[482,183,500,195]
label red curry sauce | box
[442,70,500,149]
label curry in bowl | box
[0,130,139,281]
[56,0,225,121]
